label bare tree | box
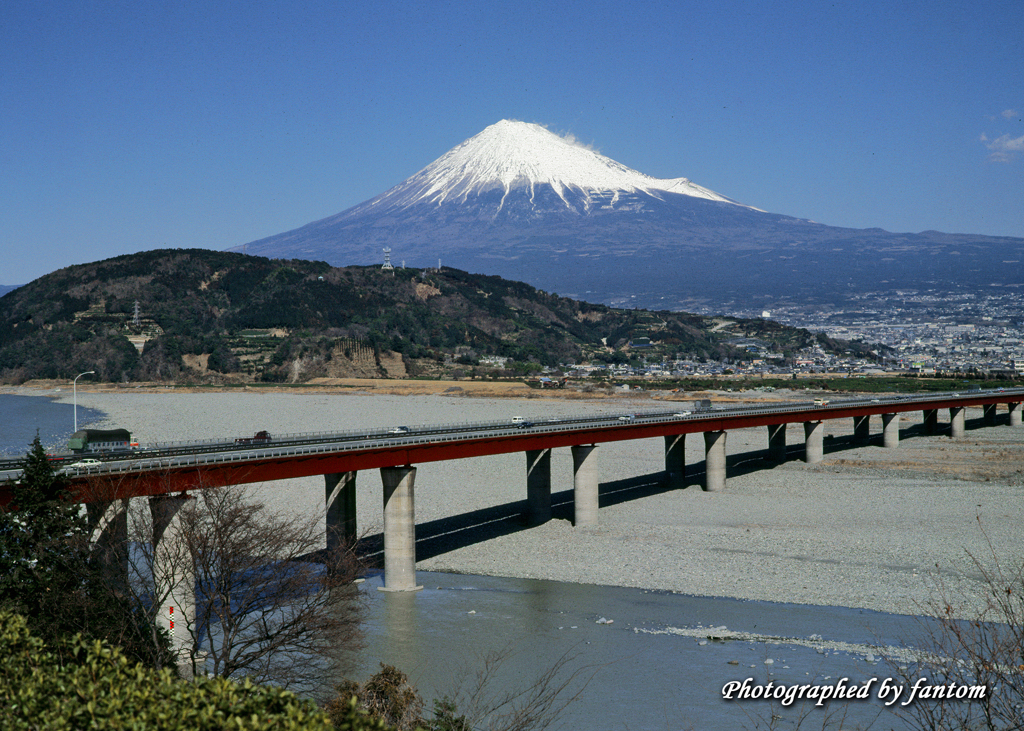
[328,646,596,731]
[437,645,597,731]
[887,522,1023,731]
[110,482,364,689]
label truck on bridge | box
[68,429,137,453]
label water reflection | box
[380,587,423,663]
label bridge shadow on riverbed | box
[356,429,925,567]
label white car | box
[69,458,102,469]
[388,426,410,434]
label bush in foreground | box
[0,611,393,731]
[327,664,468,731]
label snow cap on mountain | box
[362,119,748,214]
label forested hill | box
[0,249,870,384]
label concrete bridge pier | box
[325,471,357,553]
[923,409,939,435]
[882,413,900,449]
[853,415,871,444]
[571,445,599,527]
[767,424,787,463]
[526,449,552,524]
[1010,402,1022,427]
[663,435,686,488]
[950,407,966,439]
[86,498,129,591]
[703,431,727,492]
[803,421,824,464]
[150,493,197,679]
[379,466,422,592]
[983,403,998,426]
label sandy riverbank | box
[6,376,794,402]
[9,383,1023,618]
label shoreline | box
[0,376,838,403]
[6,384,1021,619]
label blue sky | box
[3,0,1022,285]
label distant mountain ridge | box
[233,120,1024,309]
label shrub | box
[327,664,476,730]
[0,611,347,730]
[328,664,425,730]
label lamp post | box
[73,371,95,432]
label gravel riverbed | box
[31,387,1024,618]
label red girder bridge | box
[3,389,1022,595]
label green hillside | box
[0,249,873,384]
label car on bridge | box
[235,430,272,445]
[65,458,102,470]
[388,426,410,434]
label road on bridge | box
[2,387,1021,504]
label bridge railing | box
[52,387,1024,458]
[29,399,931,477]
[17,387,1024,479]
[34,403,884,478]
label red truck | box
[235,430,272,445]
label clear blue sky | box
[3,0,1022,285]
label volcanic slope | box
[234,120,1024,308]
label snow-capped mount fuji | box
[355,119,749,216]
[235,120,1024,309]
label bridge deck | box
[2,388,1020,505]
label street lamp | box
[73,371,95,432]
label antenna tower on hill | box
[382,247,394,271]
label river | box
[342,570,922,730]
[0,391,105,456]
